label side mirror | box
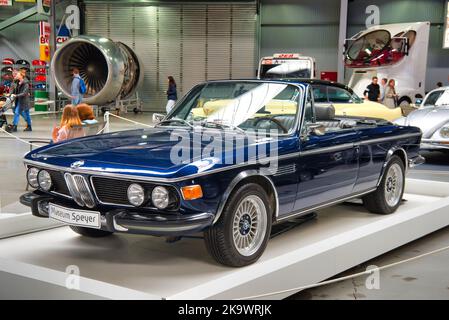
[152,113,165,124]
[308,123,326,136]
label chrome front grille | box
[64,173,96,208]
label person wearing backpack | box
[71,68,86,105]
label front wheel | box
[204,183,272,267]
[363,155,405,214]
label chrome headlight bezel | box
[26,167,40,189]
[37,170,52,191]
[127,183,146,207]
[439,126,449,139]
[151,186,170,210]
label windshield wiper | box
[155,119,193,128]
[200,121,245,133]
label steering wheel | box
[253,116,289,133]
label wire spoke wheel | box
[384,163,403,207]
[232,195,267,257]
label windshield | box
[164,81,301,134]
[312,84,363,104]
[423,90,447,107]
[260,59,311,79]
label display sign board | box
[39,21,51,62]
[444,1,449,49]
[0,0,12,6]
[56,25,71,48]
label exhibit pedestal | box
[0,179,448,300]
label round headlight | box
[440,127,449,138]
[127,183,145,206]
[151,186,169,209]
[38,170,52,191]
[27,167,40,188]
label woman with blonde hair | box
[383,79,399,109]
[52,105,84,142]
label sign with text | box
[0,0,12,6]
[39,21,51,62]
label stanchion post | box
[104,111,110,133]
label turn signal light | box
[181,185,203,200]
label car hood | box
[25,127,291,180]
[404,107,449,138]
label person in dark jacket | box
[166,76,178,113]
[363,76,381,102]
[7,68,31,132]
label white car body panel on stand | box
[346,22,430,106]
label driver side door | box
[292,90,360,213]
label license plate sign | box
[48,203,101,229]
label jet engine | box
[51,35,143,105]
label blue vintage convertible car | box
[21,80,423,267]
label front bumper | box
[421,139,449,151]
[20,192,215,237]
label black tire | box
[398,96,412,107]
[204,183,272,267]
[363,155,405,214]
[69,226,113,238]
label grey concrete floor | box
[1,113,449,299]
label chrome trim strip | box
[51,191,72,199]
[74,175,96,209]
[64,173,85,207]
[359,133,421,145]
[300,143,354,156]
[276,188,376,222]
[116,222,206,233]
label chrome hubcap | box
[384,163,403,207]
[232,195,267,257]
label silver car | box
[395,87,449,151]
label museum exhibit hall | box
[1,0,449,305]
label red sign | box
[320,71,338,82]
[0,0,12,6]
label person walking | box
[384,79,399,109]
[165,76,178,113]
[7,68,31,132]
[363,76,381,102]
[71,68,84,105]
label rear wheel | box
[204,183,272,267]
[363,155,405,214]
[70,226,113,238]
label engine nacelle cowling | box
[51,35,143,105]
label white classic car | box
[395,86,449,152]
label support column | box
[337,0,348,83]
[49,0,57,108]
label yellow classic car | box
[306,79,403,122]
[191,80,402,122]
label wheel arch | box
[213,170,279,224]
[377,146,408,186]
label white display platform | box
[0,178,448,300]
